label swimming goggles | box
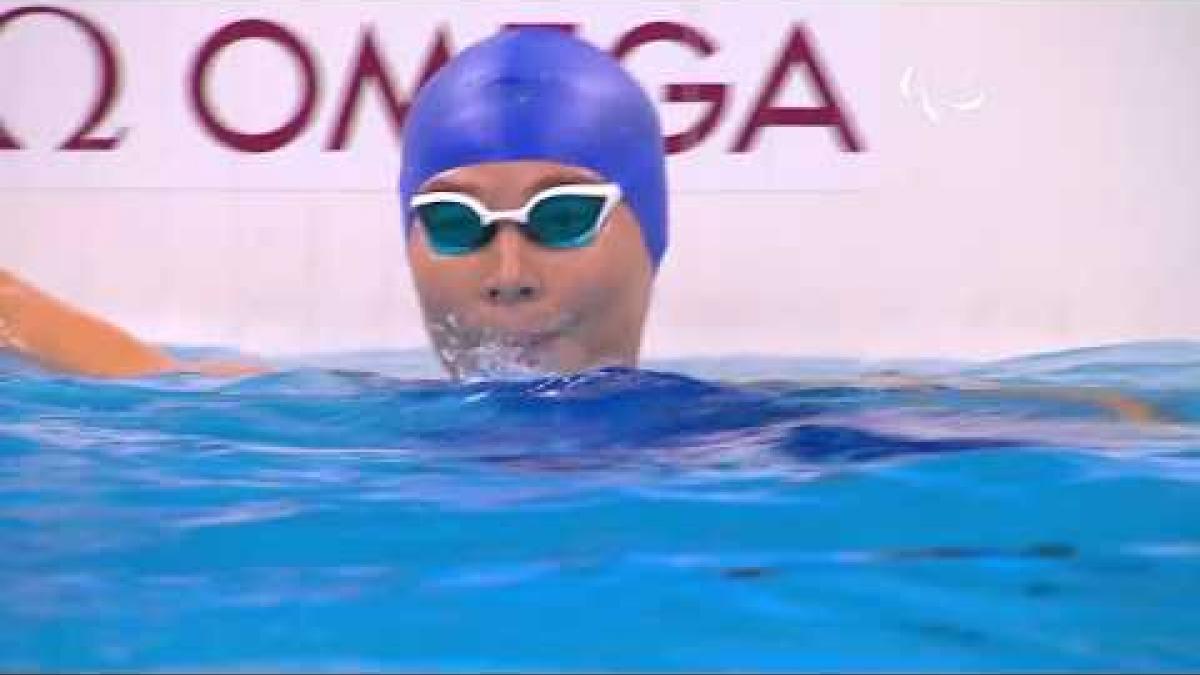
[410,183,623,256]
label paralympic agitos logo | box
[0,5,865,155]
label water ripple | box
[1,341,1198,670]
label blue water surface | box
[1,340,1199,672]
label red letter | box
[189,19,319,153]
[0,5,125,150]
[732,24,863,153]
[325,26,452,151]
[614,22,727,155]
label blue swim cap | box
[399,28,668,269]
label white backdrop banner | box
[0,1,880,192]
[4,3,1200,359]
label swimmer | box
[398,28,664,378]
[0,28,1163,424]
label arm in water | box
[853,371,1163,426]
[0,268,268,378]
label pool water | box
[2,340,1198,671]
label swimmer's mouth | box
[494,328,562,350]
[469,314,578,349]
[469,326,567,373]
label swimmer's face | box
[406,160,655,378]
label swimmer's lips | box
[462,315,578,351]
[446,324,565,352]
[436,313,581,368]
[496,328,563,351]
[451,327,564,370]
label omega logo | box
[1,7,864,155]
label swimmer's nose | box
[481,224,542,306]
